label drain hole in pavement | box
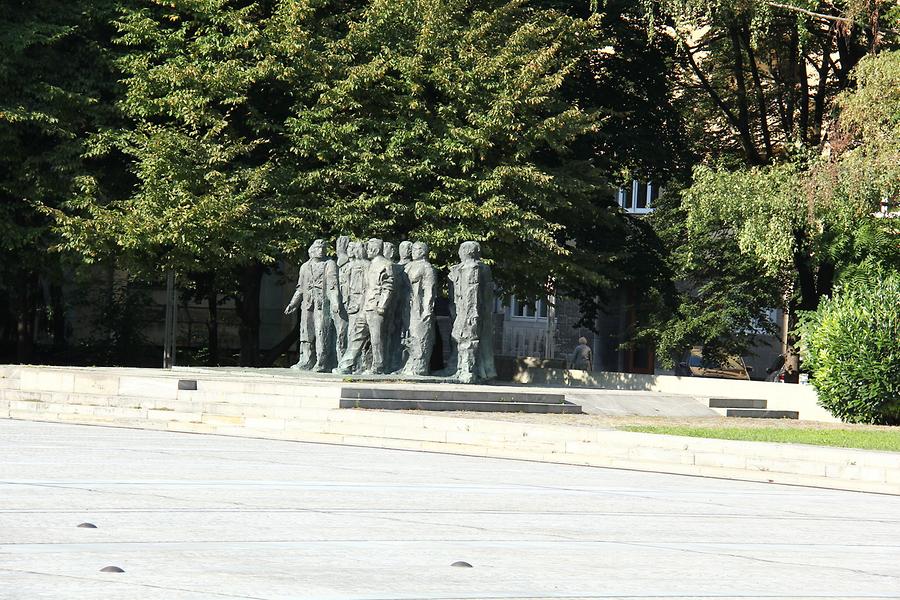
[77,523,97,528]
[451,561,473,568]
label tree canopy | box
[645,2,900,366]
[0,0,115,360]
[43,0,682,364]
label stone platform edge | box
[514,367,837,422]
[1,365,896,495]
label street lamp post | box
[163,270,177,368]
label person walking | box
[572,337,593,372]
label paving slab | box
[1,419,899,600]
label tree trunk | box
[812,27,834,145]
[13,270,38,363]
[729,24,761,164]
[780,26,799,141]
[235,262,264,367]
[0,290,11,346]
[259,321,300,367]
[783,306,801,385]
[795,255,820,313]
[816,261,835,301]
[797,43,809,144]
[206,280,219,367]
[50,283,66,349]
[742,25,773,161]
[835,29,866,89]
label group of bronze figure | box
[284,237,496,383]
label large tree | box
[0,0,116,362]
[650,0,898,164]
[58,0,619,363]
[645,1,899,369]
[288,0,681,312]
[54,0,344,365]
[52,0,689,364]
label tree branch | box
[742,24,773,160]
[678,40,741,132]
[812,25,835,145]
[766,2,851,24]
[729,24,762,164]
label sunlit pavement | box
[1,419,899,600]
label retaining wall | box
[1,365,894,495]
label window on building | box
[503,295,550,321]
[617,187,632,210]
[516,301,528,317]
[617,180,658,214]
[635,182,648,209]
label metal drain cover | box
[100,566,124,573]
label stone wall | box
[0,365,893,495]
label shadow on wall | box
[494,355,565,381]
[494,356,656,391]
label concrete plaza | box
[1,419,899,600]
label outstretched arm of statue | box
[284,269,305,315]
[285,286,303,315]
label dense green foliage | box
[0,1,115,360]
[646,0,899,164]
[44,0,685,364]
[646,5,900,366]
[288,0,607,292]
[1,0,894,373]
[799,265,900,424]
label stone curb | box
[2,365,897,495]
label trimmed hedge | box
[800,267,900,424]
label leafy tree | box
[650,49,900,369]
[647,0,898,164]
[644,1,899,369]
[288,0,676,311]
[0,0,116,361]
[49,0,690,365]
[53,0,346,365]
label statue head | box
[458,240,481,262]
[383,241,396,261]
[366,238,383,259]
[411,241,428,261]
[399,240,412,261]
[308,239,326,260]
[354,241,367,259]
[336,235,350,256]
[578,336,588,346]
[345,241,358,261]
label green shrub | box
[800,266,900,424]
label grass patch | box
[620,425,900,452]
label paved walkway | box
[1,420,899,600]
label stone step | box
[709,398,767,409]
[339,398,582,414]
[340,387,567,404]
[725,409,799,419]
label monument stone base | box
[185,367,580,413]
[0,365,581,416]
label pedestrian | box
[572,336,592,372]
